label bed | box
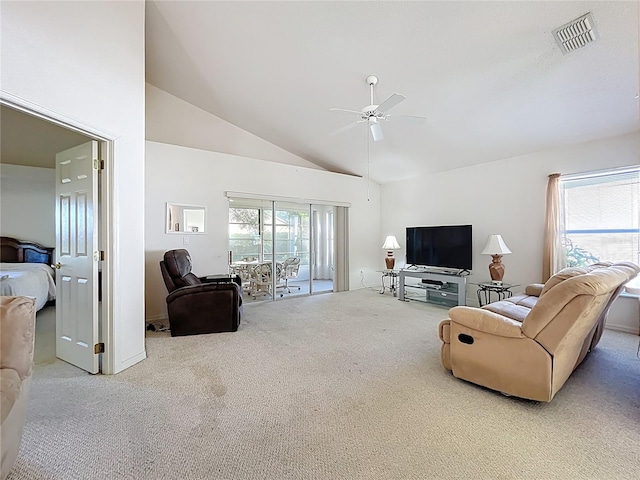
[0,236,56,311]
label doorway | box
[0,103,110,373]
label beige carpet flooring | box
[9,289,640,479]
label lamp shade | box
[481,234,512,255]
[382,235,400,250]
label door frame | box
[1,93,115,373]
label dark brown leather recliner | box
[159,249,243,336]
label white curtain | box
[333,206,349,292]
[313,205,334,280]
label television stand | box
[398,269,466,307]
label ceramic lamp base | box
[385,256,395,270]
[488,255,505,282]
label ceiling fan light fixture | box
[329,74,424,142]
[369,119,383,141]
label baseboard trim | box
[604,324,640,335]
[146,314,168,323]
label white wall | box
[0,164,55,246]
[146,84,323,170]
[608,295,640,335]
[145,141,381,321]
[381,132,640,331]
[1,1,146,373]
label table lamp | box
[382,235,400,269]
[481,234,512,284]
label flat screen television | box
[406,225,472,271]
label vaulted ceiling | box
[145,1,639,184]
[3,2,637,179]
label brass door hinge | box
[94,251,105,261]
[93,159,104,170]
[94,342,105,354]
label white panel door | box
[55,141,100,374]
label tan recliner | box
[439,262,639,402]
[1,296,36,479]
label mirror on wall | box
[166,203,206,234]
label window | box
[559,167,639,268]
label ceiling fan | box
[329,75,426,141]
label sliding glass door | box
[228,199,270,302]
[228,195,343,303]
[274,202,310,299]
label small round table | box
[475,282,520,306]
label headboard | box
[0,236,54,265]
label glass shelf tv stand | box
[398,269,467,308]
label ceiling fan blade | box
[330,121,362,136]
[329,108,363,116]
[369,121,384,141]
[386,114,427,123]
[376,93,406,113]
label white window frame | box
[559,165,640,293]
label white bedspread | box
[0,263,56,311]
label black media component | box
[422,279,444,286]
[406,224,473,270]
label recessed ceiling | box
[0,106,90,169]
[145,1,640,184]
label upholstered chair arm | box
[167,282,241,305]
[449,306,526,338]
[0,296,36,380]
[438,320,451,343]
[525,283,544,297]
[438,320,452,371]
[199,275,243,296]
[0,297,36,480]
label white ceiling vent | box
[553,13,598,54]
